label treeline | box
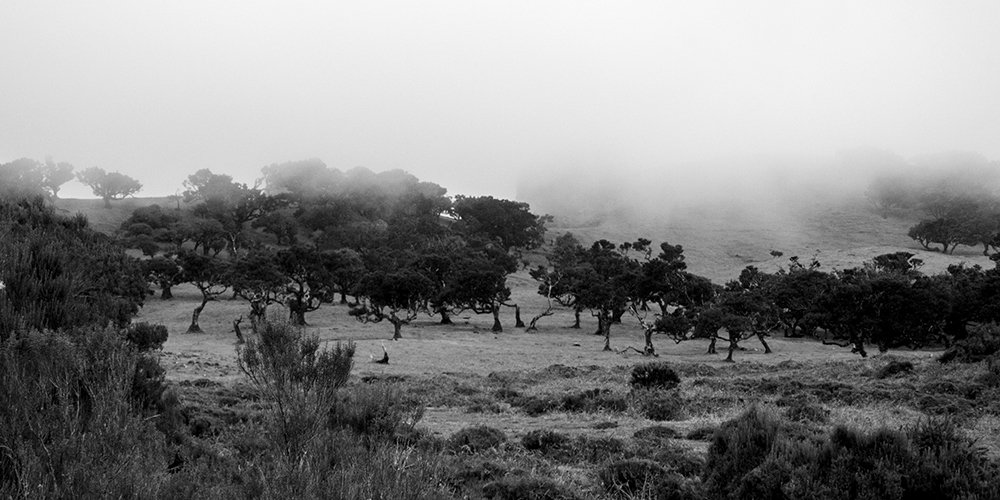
[0,157,142,206]
[115,160,548,338]
[865,155,1000,254]
[533,235,1000,360]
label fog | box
[3,1,1000,202]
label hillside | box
[545,194,992,282]
[54,196,176,234]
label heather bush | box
[0,328,167,498]
[939,323,1000,363]
[522,429,570,454]
[126,321,168,351]
[875,359,914,379]
[448,425,507,453]
[634,389,685,421]
[237,319,355,454]
[329,381,424,442]
[631,362,681,390]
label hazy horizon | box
[4,1,1000,200]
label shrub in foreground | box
[449,425,507,453]
[125,322,168,351]
[631,362,681,390]
[482,477,581,500]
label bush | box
[634,425,680,442]
[685,425,718,441]
[0,328,167,498]
[703,406,782,498]
[631,362,681,390]
[634,389,684,421]
[329,382,424,441]
[125,322,168,351]
[236,319,355,454]
[522,429,570,454]
[784,401,830,424]
[599,459,701,499]
[482,477,581,500]
[876,359,914,379]
[448,425,507,453]
[939,323,1000,363]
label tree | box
[177,251,229,333]
[530,233,588,329]
[0,158,46,199]
[327,248,365,305]
[226,250,286,331]
[452,195,549,252]
[445,241,519,332]
[143,255,183,300]
[566,240,640,351]
[184,169,285,255]
[76,167,142,208]
[275,245,334,325]
[350,250,433,340]
[41,158,75,199]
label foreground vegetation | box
[6,159,1000,498]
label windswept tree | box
[275,245,334,325]
[183,168,286,255]
[41,158,75,199]
[143,255,183,300]
[565,240,640,351]
[76,167,142,208]
[350,249,433,340]
[446,240,520,332]
[226,249,286,330]
[177,251,229,333]
[529,232,588,329]
[452,195,549,252]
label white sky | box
[2,1,999,199]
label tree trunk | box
[289,300,307,325]
[159,284,173,300]
[340,292,348,305]
[612,308,625,324]
[756,332,772,354]
[187,296,208,333]
[725,331,738,362]
[439,309,453,325]
[707,336,717,354]
[103,196,112,209]
[571,308,581,329]
[643,329,656,356]
[491,304,502,332]
[599,312,613,351]
[514,305,525,328]
[391,317,403,340]
[233,317,245,344]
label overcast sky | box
[2,1,999,199]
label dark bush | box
[599,459,701,499]
[875,359,914,379]
[522,429,570,454]
[634,425,680,442]
[634,389,684,421]
[329,382,424,441]
[482,477,581,500]
[560,388,627,413]
[445,458,508,487]
[703,406,781,498]
[631,362,681,390]
[125,322,168,351]
[685,425,718,441]
[784,401,830,424]
[448,425,507,453]
[566,435,627,463]
[939,323,1000,363]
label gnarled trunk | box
[491,304,502,333]
[159,284,173,300]
[390,314,404,340]
[571,308,581,329]
[514,305,524,328]
[187,295,209,333]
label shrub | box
[634,425,679,442]
[522,429,570,454]
[703,406,782,498]
[597,459,682,498]
[125,322,168,351]
[631,362,681,390]
[685,425,718,441]
[875,359,914,379]
[236,319,355,454]
[634,389,684,421]
[784,401,830,424]
[560,388,628,413]
[482,477,581,500]
[939,323,1000,363]
[566,435,627,464]
[329,382,424,441]
[448,425,507,453]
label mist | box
[3,1,1000,204]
